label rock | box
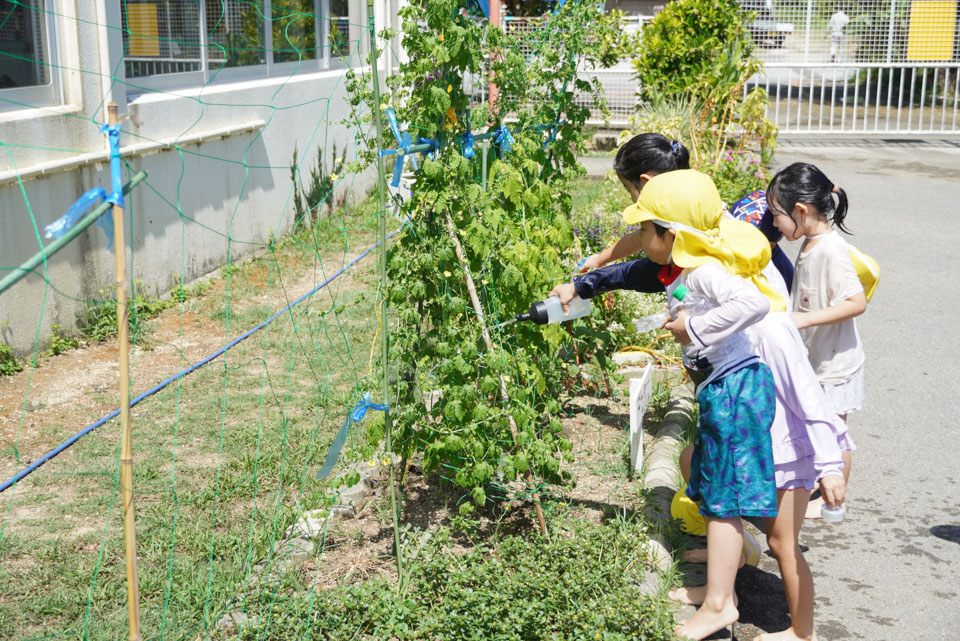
[613,351,653,367]
[592,132,618,150]
[216,611,257,631]
[272,537,313,566]
[288,505,354,539]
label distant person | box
[827,7,849,62]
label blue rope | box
[0,223,407,494]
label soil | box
[302,390,655,592]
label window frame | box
[122,0,342,96]
[0,0,62,113]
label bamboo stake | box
[443,211,548,536]
[108,103,142,641]
[367,7,405,589]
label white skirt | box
[822,365,865,416]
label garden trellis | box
[0,1,631,639]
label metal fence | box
[748,0,960,134]
[506,3,960,135]
[503,16,649,126]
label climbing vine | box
[348,0,629,512]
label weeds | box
[0,342,21,376]
[291,143,346,228]
[78,281,169,344]
[45,324,79,357]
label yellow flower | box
[447,84,452,93]
[382,457,390,465]
[438,33,444,42]
[368,459,376,466]
[481,279,489,285]
[561,362,567,368]
[330,173,339,181]
[443,270,452,278]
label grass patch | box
[218,518,676,641]
[0,194,386,640]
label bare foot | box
[675,602,739,641]
[680,548,746,567]
[668,586,739,608]
[754,628,818,641]
[669,586,706,605]
[805,496,824,520]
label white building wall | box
[0,1,392,355]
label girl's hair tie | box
[670,139,681,154]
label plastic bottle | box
[820,503,846,523]
[516,295,592,325]
[633,286,698,333]
[633,311,669,333]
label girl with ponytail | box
[766,162,867,520]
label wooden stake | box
[109,102,142,641]
[444,211,548,536]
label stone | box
[216,611,257,631]
[592,132,618,150]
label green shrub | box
[46,324,79,357]
[79,282,169,344]
[634,0,755,107]
[0,342,21,376]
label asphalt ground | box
[580,139,960,639]
[731,141,960,641]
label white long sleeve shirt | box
[666,262,770,392]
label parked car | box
[741,0,794,48]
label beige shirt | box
[791,231,865,385]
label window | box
[121,0,353,90]
[272,0,317,63]
[0,0,60,110]
[123,1,202,78]
[329,0,351,59]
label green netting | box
[0,2,651,639]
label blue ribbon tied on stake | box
[379,107,418,188]
[44,122,126,247]
[493,125,514,155]
[316,392,390,480]
[460,109,476,159]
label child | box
[552,158,851,641]
[766,162,866,520]
[623,170,779,640]
[578,133,690,275]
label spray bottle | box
[516,295,592,325]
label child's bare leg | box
[756,489,816,641]
[680,444,693,484]
[668,585,741,607]
[679,547,746,566]
[675,517,741,640]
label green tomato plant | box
[344,0,628,512]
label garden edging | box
[638,381,695,598]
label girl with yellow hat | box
[624,169,779,641]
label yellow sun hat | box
[623,170,786,312]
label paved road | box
[735,141,960,640]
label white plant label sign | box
[629,365,653,472]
